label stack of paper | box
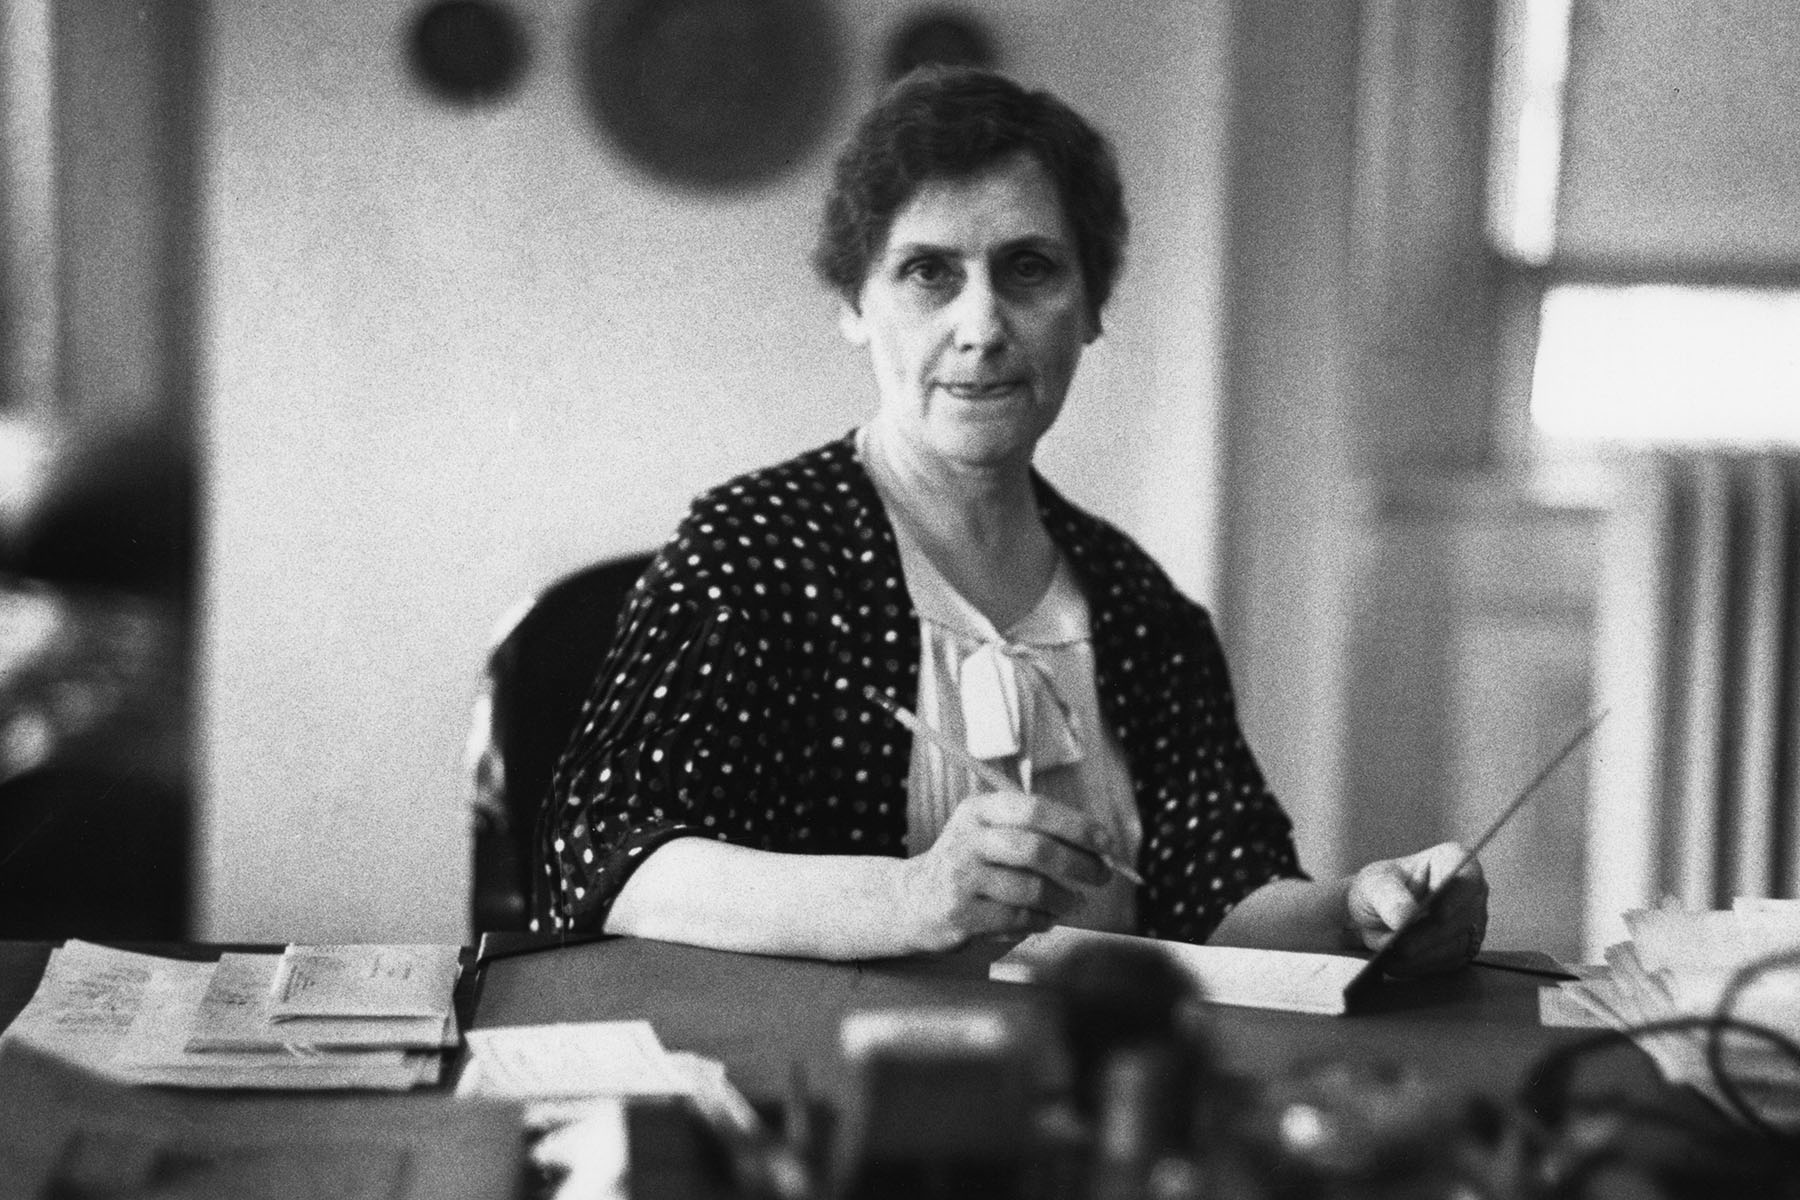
[1542,899,1800,1127]
[991,924,1376,1015]
[0,941,457,1090]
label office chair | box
[468,551,655,933]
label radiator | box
[1586,450,1800,955]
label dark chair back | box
[469,552,655,932]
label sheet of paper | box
[112,966,438,1091]
[1,942,202,1068]
[269,944,460,1020]
[990,925,1371,1015]
[2,942,210,1065]
[1624,906,1800,974]
[189,953,456,1051]
[457,1021,692,1101]
[1538,985,1609,1027]
[1734,897,1800,915]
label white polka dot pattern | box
[539,432,1302,944]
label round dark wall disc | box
[884,9,997,79]
[410,1,528,104]
[579,0,843,192]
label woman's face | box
[841,152,1097,473]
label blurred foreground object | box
[0,428,193,938]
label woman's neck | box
[862,420,1057,631]
[862,419,1039,548]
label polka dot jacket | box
[539,432,1304,944]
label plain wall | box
[197,1,1235,941]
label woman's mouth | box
[939,380,1024,400]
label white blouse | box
[861,438,1141,933]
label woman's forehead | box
[879,153,1073,255]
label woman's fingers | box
[1347,842,1491,975]
[979,823,1111,889]
[964,791,1115,878]
[969,898,1056,940]
[903,789,1118,950]
[1348,861,1425,933]
[974,861,1080,916]
[1382,904,1485,975]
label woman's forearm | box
[603,838,924,961]
[613,849,1357,960]
[1207,876,1358,953]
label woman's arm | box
[1207,875,1357,953]
[1210,842,1488,975]
[606,790,1118,960]
[605,841,917,959]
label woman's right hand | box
[897,790,1116,953]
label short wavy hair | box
[813,66,1128,321]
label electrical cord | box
[1516,947,1800,1198]
[1706,945,1800,1144]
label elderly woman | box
[540,67,1486,973]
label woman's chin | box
[931,427,1040,471]
[924,408,1054,469]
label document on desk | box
[990,925,1374,1015]
[268,943,461,1020]
[113,966,440,1090]
[188,953,457,1051]
[0,940,166,1063]
[1,942,442,1090]
[457,1020,693,1101]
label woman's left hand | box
[1345,842,1487,977]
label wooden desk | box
[473,938,1733,1199]
[0,938,1719,1199]
[0,937,1604,1104]
[473,936,1594,1106]
[1,935,1597,1106]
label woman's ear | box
[838,299,870,346]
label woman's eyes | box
[1006,252,1061,285]
[895,250,1066,292]
[900,257,955,288]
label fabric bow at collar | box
[958,638,1084,776]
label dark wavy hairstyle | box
[813,66,1128,322]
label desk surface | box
[473,937,1591,1107]
[0,937,1723,1199]
[0,938,1595,1104]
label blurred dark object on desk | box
[0,427,194,940]
[834,1008,1039,1200]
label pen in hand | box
[862,685,1145,886]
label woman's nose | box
[950,274,1009,352]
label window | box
[1489,0,1800,450]
[1532,285,1800,446]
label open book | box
[991,925,1382,1016]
